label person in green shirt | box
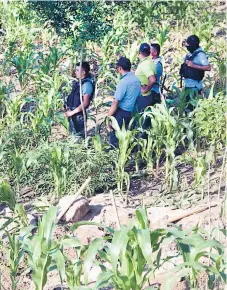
[135,43,156,113]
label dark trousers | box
[69,114,85,138]
[109,108,132,148]
[135,91,161,131]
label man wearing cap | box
[108,57,141,148]
[180,35,211,110]
[135,43,156,113]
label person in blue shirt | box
[64,61,94,138]
[108,57,141,148]
[180,35,211,111]
[150,43,163,103]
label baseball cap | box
[186,35,200,47]
[139,43,151,55]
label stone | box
[58,195,89,223]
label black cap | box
[116,57,131,71]
[186,35,200,47]
[139,43,151,55]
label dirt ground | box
[0,81,226,290]
[0,154,226,290]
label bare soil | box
[0,154,225,289]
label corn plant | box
[3,94,26,127]
[28,110,51,138]
[90,208,166,290]
[192,92,226,155]
[37,46,63,75]
[22,207,58,290]
[9,50,35,88]
[7,148,26,196]
[164,225,226,290]
[212,47,226,90]
[47,146,69,200]
[64,237,103,289]
[154,22,169,47]
[0,180,16,211]
[136,130,155,174]
[0,181,29,234]
[109,117,136,202]
[145,102,193,190]
[21,207,100,290]
[180,147,214,199]
[121,40,138,63]
[2,232,25,290]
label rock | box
[58,195,89,223]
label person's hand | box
[186,60,194,67]
[64,110,74,118]
[106,120,112,132]
[141,86,147,94]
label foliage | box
[28,0,113,44]
[0,181,16,211]
[95,208,166,290]
[48,146,69,200]
[0,139,116,198]
[110,117,136,201]
[0,1,226,288]
[144,101,193,190]
[192,92,226,152]
[165,225,226,289]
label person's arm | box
[141,75,156,94]
[108,99,119,116]
[65,93,90,117]
[186,60,211,71]
[108,80,125,116]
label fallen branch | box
[57,176,91,222]
[151,202,219,228]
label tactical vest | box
[66,78,94,114]
[180,50,206,81]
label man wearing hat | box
[180,35,211,110]
[135,43,157,113]
[108,57,141,148]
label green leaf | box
[110,226,129,274]
[95,270,114,289]
[136,208,149,229]
[61,237,81,248]
[137,229,153,267]
[0,181,16,211]
[84,238,103,285]
[164,267,191,290]
[38,206,57,247]
[52,250,65,283]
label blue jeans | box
[109,108,132,148]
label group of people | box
[63,35,211,147]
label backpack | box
[153,59,163,88]
[180,50,206,81]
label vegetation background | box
[0,1,226,290]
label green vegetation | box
[0,1,226,289]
